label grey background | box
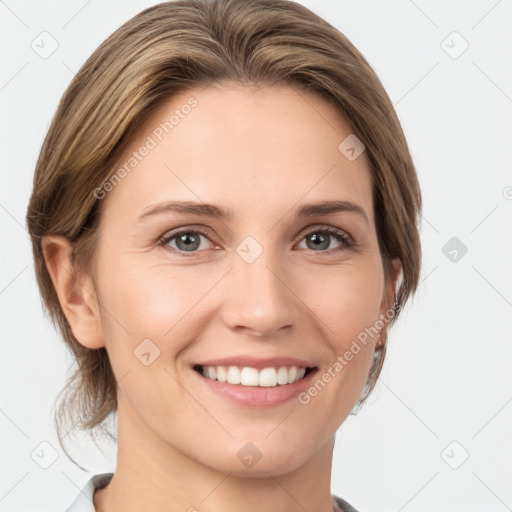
[1,0,511,510]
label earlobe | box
[42,235,105,349]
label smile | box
[194,365,313,387]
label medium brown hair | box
[26,0,421,457]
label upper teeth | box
[201,366,307,387]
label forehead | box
[100,83,374,226]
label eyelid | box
[158,223,354,255]
[157,225,216,248]
[297,223,353,245]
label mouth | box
[193,364,316,387]
[191,356,319,407]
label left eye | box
[297,228,351,252]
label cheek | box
[95,261,212,420]
[296,257,384,404]
[96,256,225,366]
[300,257,385,348]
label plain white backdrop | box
[1,0,511,510]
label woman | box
[26,0,421,510]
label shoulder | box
[65,473,114,512]
[333,494,361,512]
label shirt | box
[65,473,360,512]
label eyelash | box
[157,225,353,257]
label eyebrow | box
[296,200,369,225]
[138,199,369,225]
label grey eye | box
[166,231,209,252]
[298,230,346,251]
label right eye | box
[158,228,216,256]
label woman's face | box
[87,83,397,475]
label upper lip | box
[194,356,315,370]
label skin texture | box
[44,83,400,512]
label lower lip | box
[194,368,317,407]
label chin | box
[199,433,323,477]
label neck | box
[94,397,337,512]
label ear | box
[42,235,104,349]
[378,257,402,344]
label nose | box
[219,246,297,338]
